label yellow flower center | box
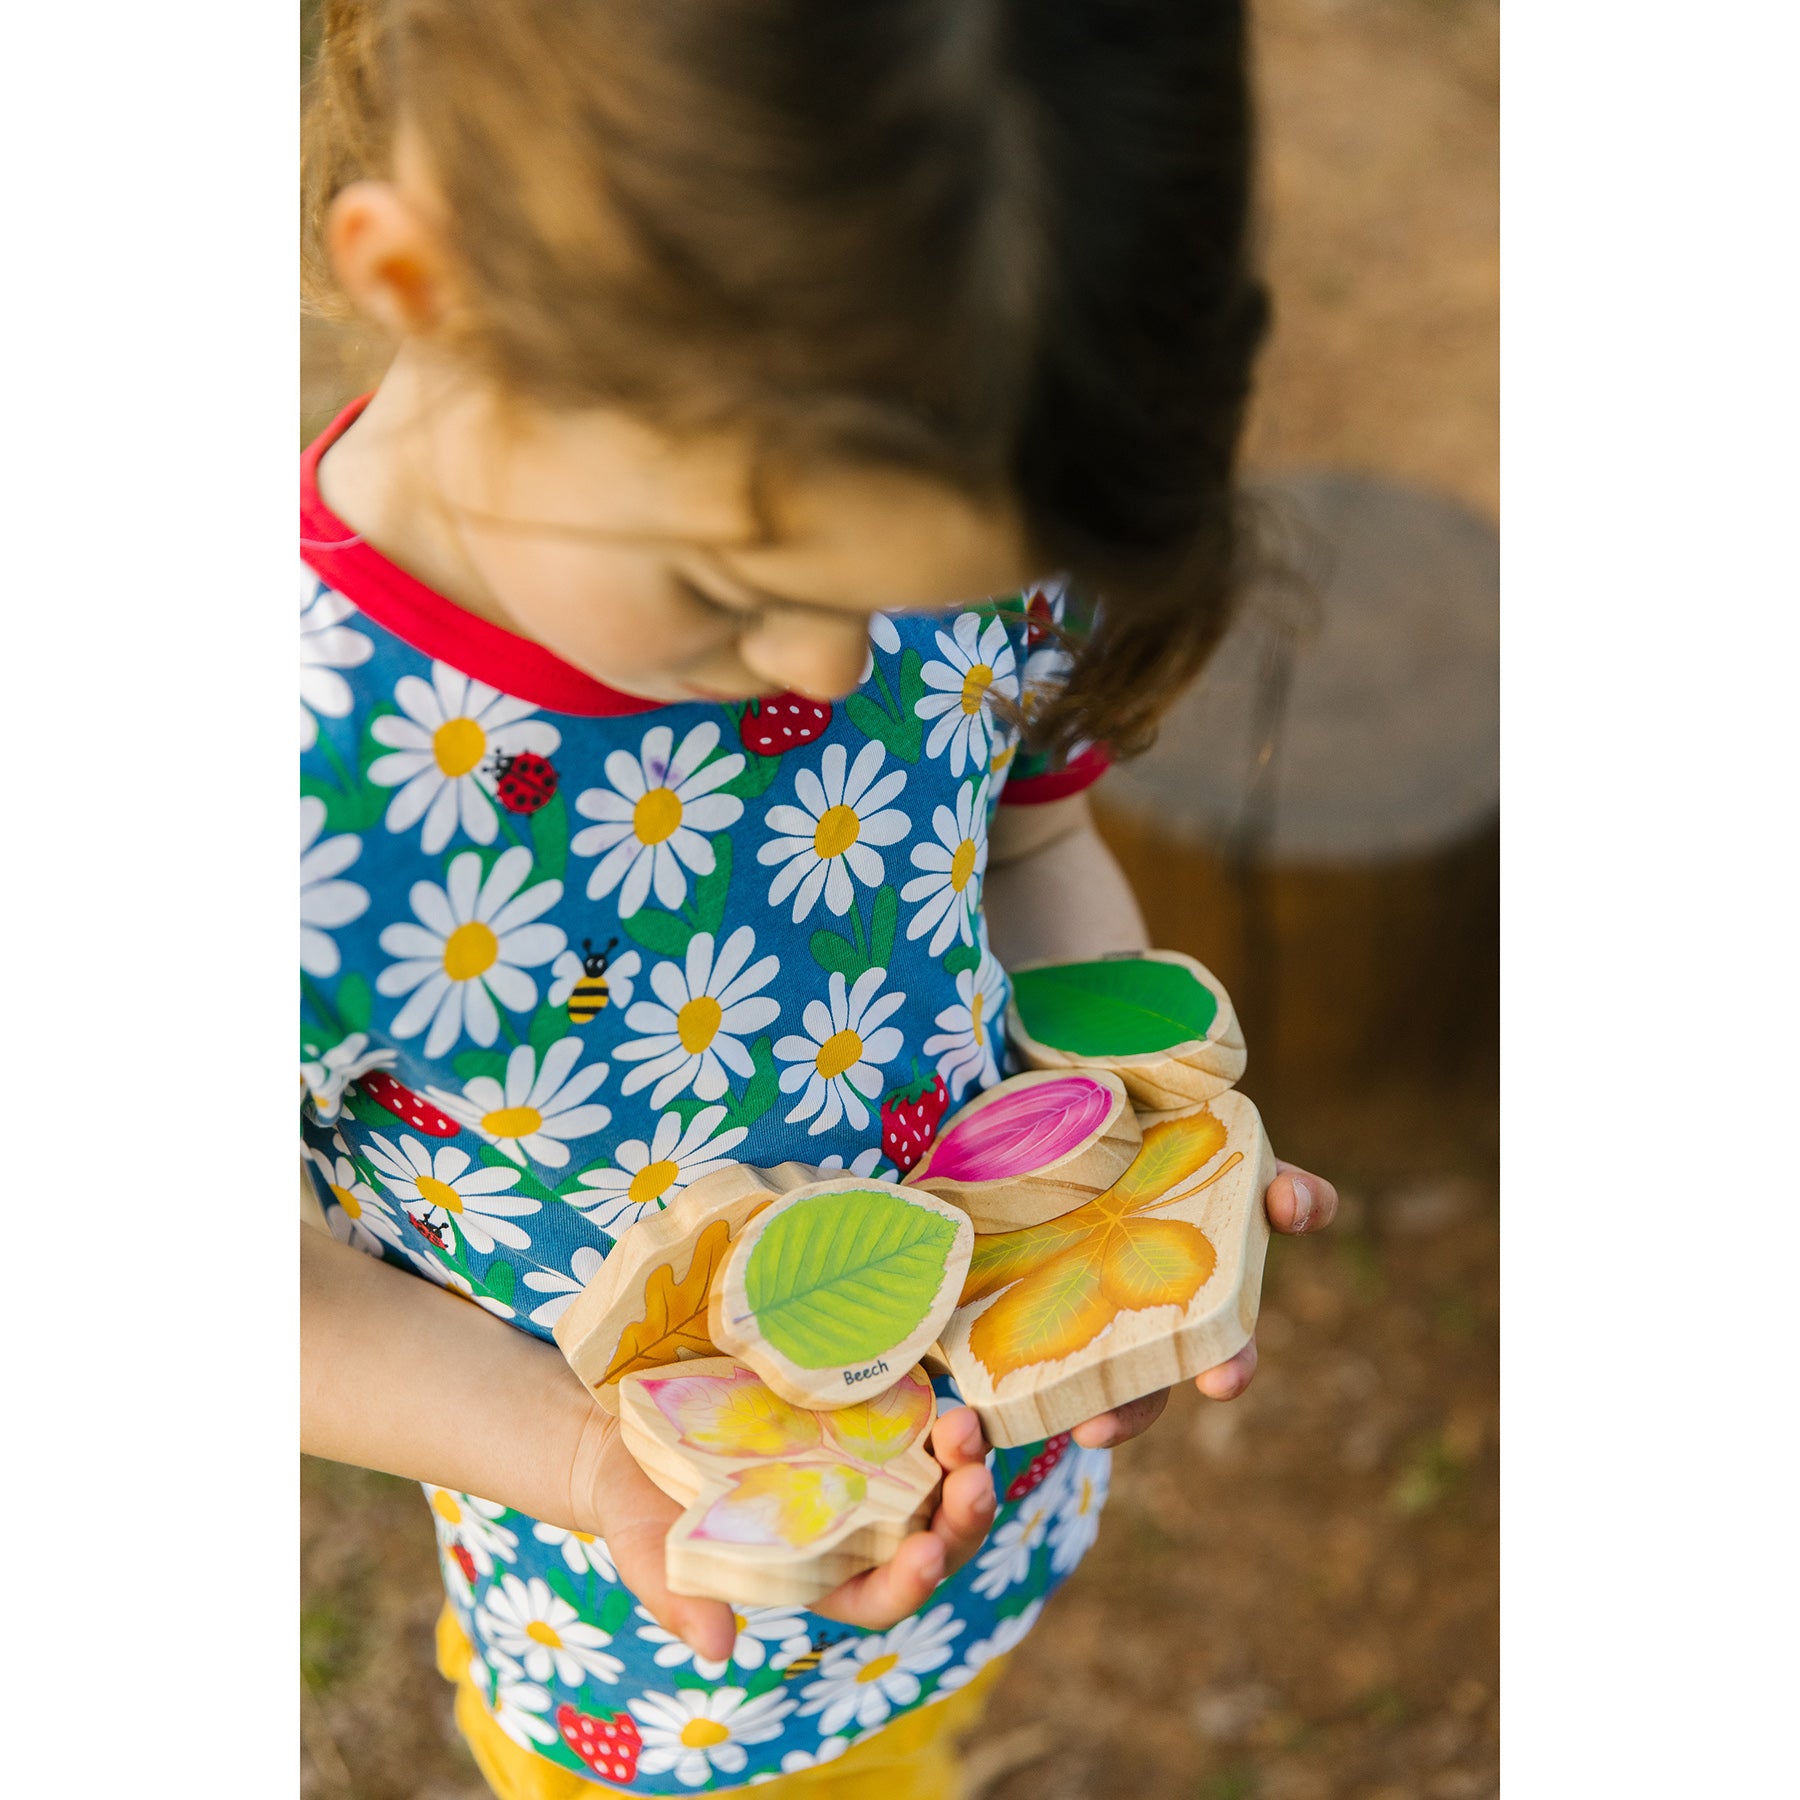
[525,1621,563,1649]
[433,716,488,778]
[416,1175,463,1215]
[482,1105,544,1140]
[813,804,861,859]
[949,839,978,892]
[959,664,994,715]
[816,1028,863,1081]
[634,786,684,845]
[732,1613,747,1633]
[573,1531,597,1545]
[857,1653,901,1684]
[629,1160,680,1205]
[329,1183,362,1220]
[1077,1476,1095,1515]
[444,921,499,982]
[680,1718,732,1750]
[430,1491,463,1525]
[678,995,723,1053]
[970,991,986,1047]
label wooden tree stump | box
[1092,470,1498,1094]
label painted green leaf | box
[743,1190,961,1369]
[622,906,695,959]
[1011,957,1219,1056]
[527,792,568,885]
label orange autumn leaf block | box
[959,1107,1241,1380]
[602,1217,733,1387]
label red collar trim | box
[300,396,665,717]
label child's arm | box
[984,792,1340,1447]
[302,1208,996,1659]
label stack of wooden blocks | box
[554,950,1276,1604]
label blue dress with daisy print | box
[300,401,1113,1792]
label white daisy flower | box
[764,1738,853,1781]
[532,1519,618,1584]
[627,1686,795,1789]
[300,570,372,750]
[923,949,1008,1101]
[633,1605,809,1682]
[574,1105,749,1235]
[475,1648,560,1751]
[425,1486,518,1579]
[476,1572,625,1689]
[757,739,910,923]
[796,1603,964,1736]
[300,797,369,980]
[376,847,565,1058]
[521,1244,607,1329]
[547,942,640,1012]
[775,968,906,1136]
[300,1031,394,1122]
[426,1038,611,1170]
[307,1138,405,1256]
[900,775,989,957]
[856,610,905,683]
[571,720,744,917]
[367,662,562,856]
[614,928,781,1110]
[937,1598,1044,1692]
[817,1147,892,1179]
[1046,1445,1111,1575]
[364,1131,540,1255]
[969,1482,1056,1600]
[915,612,1020,777]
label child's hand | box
[1068,1159,1339,1450]
[573,1400,995,1662]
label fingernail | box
[1290,1178,1313,1232]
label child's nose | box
[739,611,871,702]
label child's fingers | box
[1265,1160,1338,1235]
[928,1404,988,1470]
[1071,1385,1171,1449]
[1195,1334,1258,1401]
[810,1461,995,1630]
[588,1430,738,1664]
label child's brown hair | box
[303,0,1269,760]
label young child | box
[299,4,1338,1794]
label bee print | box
[568,938,621,1026]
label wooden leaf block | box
[711,1178,973,1410]
[934,1090,1276,1448]
[618,1357,941,1606]
[553,1162,814,1414]
[1006,949,1247,1109]
[904,1069,1141,1232]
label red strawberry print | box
[492,750,559,814]
[880,1066,950,1173]
[740,693,833,756]
[1004,1432,1072,1502]
[1025,586,1058,647]
[449,1543,477,1585]
[355,1072,459,1137]
[557,1704,642,1783]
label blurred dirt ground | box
[301,2,1498,1795]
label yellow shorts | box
[438,1608,1003,1800]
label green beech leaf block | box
[743,1189,963,1369]
[1011,956,1220,1057]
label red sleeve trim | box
[999,744,1112,805]
[301,397,666,719]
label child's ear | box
[325,178,448,339]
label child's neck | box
[315,348,523,638]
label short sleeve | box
[999,580,1111,805]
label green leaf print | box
[455,1048,510,1084]
[810,928,865,981]
[337,973,373,1035]
[893,648,928,760]
[847,649,927,763]
[621,907,695,960]
[597,1585,633,1635]
[942,943,982,977]
[544,1565,583,1612]
[720,749,783,802]
[476,1143,562,1206]
[730,1035,779,1130]
[870,886,898,967]
[691,835,734,934]
[527,791,569,885]
[528,1002,571,1060]
[480,1259,517,1307]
